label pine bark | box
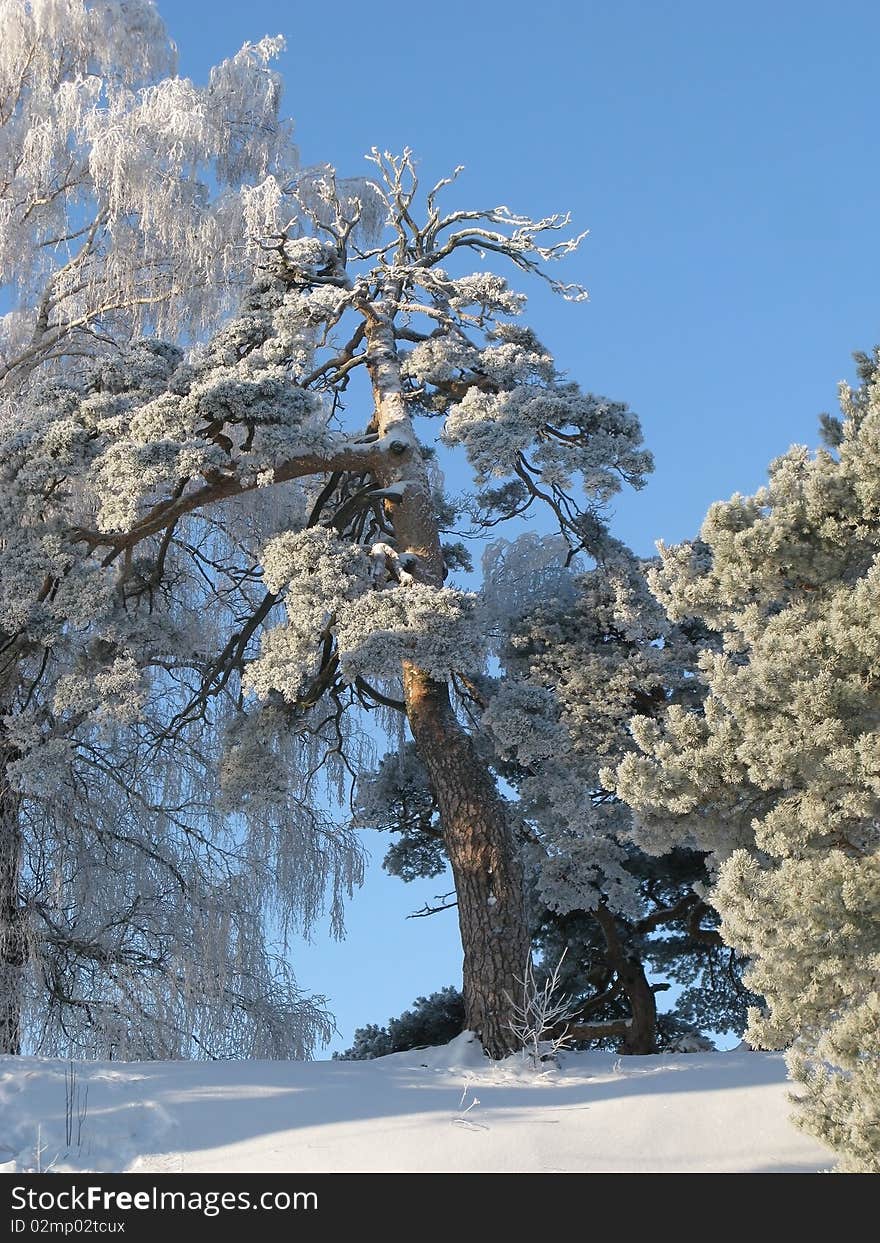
[0,735,24,1055]
[404,666,530,1057]
[364,305,530,1056]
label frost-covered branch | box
[1,2,300,390]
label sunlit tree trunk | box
[404,667,530,1056]
[365,305,530,1056]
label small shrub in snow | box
[660,1032,716,1054]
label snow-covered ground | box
[0,1034,834,1174]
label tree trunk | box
[0,738,24,1055]
[404,666,530,1057]
[363,305,531,1056]
[594,905,656,1054]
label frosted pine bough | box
[1,144,654,1058]
[246,526,484,694]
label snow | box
[0,1035,834,1174]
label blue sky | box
[161,0,880,1051]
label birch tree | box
[0,0,297,391]
[0,0,362,1057]
[0,336,363,1056]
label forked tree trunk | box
[566,907,658,1054]
[0,739,24,1055]
[364,305,531,1056]
[616,958,657,1056]
[594,905,657,1055]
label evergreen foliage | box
[357,540,754,1051]
[612,350,880,1170]
[335,987,465,1060]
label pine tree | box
[6,151,652,1056]
[611,351,880,1170]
